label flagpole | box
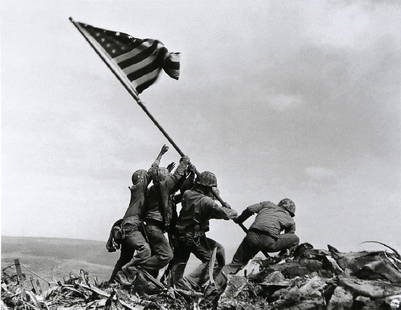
[69,17,185,157]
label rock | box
[339,276,401,298]
[328,245,401,283]
[242,259,261,277]
[327,286,353,310]
[293,243,315,259]
[272,287,302,308]
[355,260,401,283]
[386,294,401,310]
[298,276,326,298]
[275,262,315,278]
[220,275,248,299]
[259,271,291,299]
[271,287,290,301]
[352,295,372,309]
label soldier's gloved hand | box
[166,162,176,172]
[233,216,241,224]
[180,155,190,165]
[160,144,169,154]
[222,201,232,209]
[228,209,238,219]
[188,163,197,174]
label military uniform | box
[137,157,189,276]
[108,168,155,282]
[214,200,299,289]
[172,188,237,288]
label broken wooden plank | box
[14,259,23,284]
[208,247,218,285]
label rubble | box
[216,242,401,310]
[2,242,401,310]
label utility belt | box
[249,228,278,240]
[144,218,165,230]
[176,222,208,238]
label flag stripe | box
[118,41,159,69]
[122,56,155,76]
[126,50,165,81]
[114,41,152,63]
[165,61,179,70]
[135,69,161,93]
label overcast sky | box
[1,0,401,252]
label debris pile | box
[2,242,401,310]
[1,266,188,310]
[216,242,401,310]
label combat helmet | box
[278,198,296,217]
[131,169,148,185]
[196,171,217,187]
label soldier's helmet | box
[196,171,217,187]
[154,167,170,183]
[278,198,296,217]
[131,169,148,185]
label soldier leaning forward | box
[172,171,237,290]
[107,145,168,282]
[212,198,300,292]
[125,155,191,277]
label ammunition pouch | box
[112,221,140,244]
[112,224,124,244]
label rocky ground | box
[2,242,401,310]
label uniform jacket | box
[248,201,296,238]
[176,189,236,234]
[143,159,188,229]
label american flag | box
[74,21,180,94]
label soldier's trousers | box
[136,224,173,277]
[109,230,151,282]
[171,232,225,288]
[215,230,299,288]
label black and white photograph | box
[1,1,401,309]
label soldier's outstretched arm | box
[209,201,238,220]
[233,202,265,224]
[153,144,169,167]
[167,155,190,189]
[148,144,169,178]
[233,208,253,224]
[166,161,176,172]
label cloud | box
[266,94,303,111]
[305,166,336,180]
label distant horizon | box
[1,234,106,243]
[2,235,400,253]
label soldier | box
[124,155,191,277]
[159,166,197,285]
[106,145,169,282]
[172,171,237,290]
[213,198,300,291]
